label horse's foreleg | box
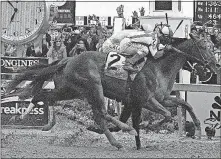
[131,100,142,150]
[162,96,201,139]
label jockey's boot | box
[123,53,146,72]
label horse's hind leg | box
[86,83,123,149]
[162,96,201,139]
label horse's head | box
[189,33,220,74]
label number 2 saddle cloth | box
[104,52,147,81]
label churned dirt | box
[1,113,221,158]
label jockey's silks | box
[102,30,166,59]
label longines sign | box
[1,57,48,73]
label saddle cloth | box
[104,52,147,81]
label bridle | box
[173,36,215,68]
[191,37,212,66]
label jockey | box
[102,24,174,72]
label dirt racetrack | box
[1,114,221,158]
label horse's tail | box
[5,60,67,98]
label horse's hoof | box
[114,143,123,150]
[137,145,141,150]
[139,121,149,129]
[128,129,138,136]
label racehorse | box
[5,33,219,150]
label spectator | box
[64,36,74,57]
[210,27,221,49]
[89,27,99,51]
[71,29,82,46]
[205,34,215,52]
[96,34,106,51]
[47,36,67,64]
[46,32,52,47]
[5,44,17,57]
[26,43,36,57]
[62,26,73,42]
[41,34,49,57]
[69,38,89,57]
[106,29,113,39]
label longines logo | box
[1,59,40,68]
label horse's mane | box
[171,37,188,46]
[146,37,190,62]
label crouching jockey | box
[102,24,174,72]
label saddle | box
[104,52,147,81]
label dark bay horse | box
[5,33,219,150]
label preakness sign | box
[1,57,49,128]
[1,101,48,127]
